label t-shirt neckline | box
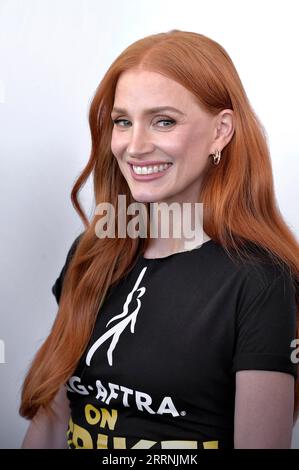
[141,238,215,261]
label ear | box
[210,109,234,153]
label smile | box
[128,162,173,182]
[132,163,172,175]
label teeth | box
[132,163,172,175]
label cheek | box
[110,129,127,159]
[185,125,212,161]
[110,133,119,158]
[164,129,207,158]
[159,131,189,156]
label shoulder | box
[207,239,296,302]
[236,249,295,312]
[225,242,298,381]
[51,232,84,305]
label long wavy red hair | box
[19,30,299,423]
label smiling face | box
[111,69,225,204]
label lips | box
[128,162,173,181]
[127,160,173,166]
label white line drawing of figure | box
[86,266,148,367]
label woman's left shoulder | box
[222,241,297,305]
[234,250,297,319]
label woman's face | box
[111,69,220,204]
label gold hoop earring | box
[209,149,221,165]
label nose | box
[126,123,155,157]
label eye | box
[155,119,175,127]
[112,119,130,127]
[112,118,175,128]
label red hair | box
[19,30,299,423]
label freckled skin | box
[111,69,217,205]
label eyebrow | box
[111,106,186,116]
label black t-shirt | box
[51,236,298,449]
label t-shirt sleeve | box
[232,269,298,380]
[51,233,83,305]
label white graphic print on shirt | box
[86,267,147,367]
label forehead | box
[113,69,198,109]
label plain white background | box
[0,0,298,449]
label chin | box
[128,185,172,204]
[131,194,157,204]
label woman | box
[19,30,299,449]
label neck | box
[144,201,210,258]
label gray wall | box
[0,0,298,449]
